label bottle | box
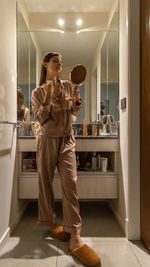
[76,154,80,169]
[97,154,101,171]
[83,120,88,136]
[92,152,97,171]
[103,124,106,135]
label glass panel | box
[17,30,30,121]
[100,5,119,121]
[29,36,36,122]
[108,31,119,121]
[17,5,36,123]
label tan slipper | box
[69,244,101,266]
[49,224,71,242]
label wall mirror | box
[17,1,119,124]
[100,8,119,121]
[17,6,36,122]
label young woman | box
[31,52,100,266]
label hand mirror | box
[69,64,87,85]
[65,64,87,101]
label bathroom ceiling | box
[24,0,113,13]
[33,31,104,67]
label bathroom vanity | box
[17,136,119,200]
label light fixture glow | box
[58,18,64,26]
[60,30,64,34]
[76,19,82,26]
[76,30,80,34]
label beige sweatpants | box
[36,134,82,235]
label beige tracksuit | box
[31,80,82,234]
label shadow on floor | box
[14,200,124,238]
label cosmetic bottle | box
[92,152,97,171]
[76,154,80,169]
[97,154,101,171]
[83,120,88,136]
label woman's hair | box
[17,87,25,120]
[39,52,63,86]
[17,86,24,99]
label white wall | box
[110,0,140,239]
[127,0,140,239]
[0,0,28,252]
[110,0,129,236]
[9,0,42,240]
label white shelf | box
[18,171,118,199]
[18,138,119,152]
[17,137,119,200]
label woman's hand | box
[42,80,54,105]
[73,85,81,101]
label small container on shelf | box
[82,120,88,136]
[76,154,80,169]
[101,157,108,172]
[22,158,37,172]
[92,152,97,171]
[92,123,97,136]
[97,154,101,171]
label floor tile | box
[58,240,141,267]
[79,201,124,237]
[0,258,57,267]
[57,243,84,267]
[129,241,150,267]
[0,239,58,267]
[1,201,131,267]
[10,202,61,241]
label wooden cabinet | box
[17,137,119,200]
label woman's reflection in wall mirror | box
[17,87,30,122]
[17,1,119,127]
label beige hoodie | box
[31,80,82,137]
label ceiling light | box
[76,30,80,34]
[58,19,64,26]
[60,31,64,34]
[76,19,82,26]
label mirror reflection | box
[17,3,119,126]
[100,10,119,121]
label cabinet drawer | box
[18,173,118,199]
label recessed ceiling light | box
[76,30,80,34]
[60,31,64,34]
[76,19,82,26]
[58,19,64,26]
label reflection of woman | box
[17,87,30,122]
[31,52,100,266]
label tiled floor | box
[0,201,150,267]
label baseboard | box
[109,202,126,236]
[0,227,10,253]
[9,200,29,235]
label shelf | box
[17,138,119,200]
[18,171,118,199]
[20,170,117,178]
[18,138,119,152]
